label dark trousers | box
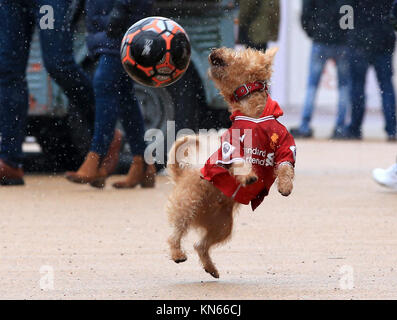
[0,0,94,167]
[348,49,396,137]
[300,42,350,134]
[90,54,146,157]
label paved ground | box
[1,139,397,299]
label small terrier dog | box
[166,47,296,278]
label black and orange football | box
[121,16,191,87]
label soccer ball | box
[121,16,191,87]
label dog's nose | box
[209,51,225,67]
[209,51,216,63]
[209,49,218,60]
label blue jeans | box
[90,54,146,157]
[300,42,350,133]
[0,0,94,167]
[348,49,396,137]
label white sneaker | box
[372,163,397,190]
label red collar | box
[230,81,267,102]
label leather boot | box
[66,130,123,188]
[112,155,156,189]
[141,163,156,188]
[65,152,102,185]
[0,159,25,186]
[90,129,123,188]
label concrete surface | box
[1,140,397,299]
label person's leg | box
[89,54,122,157]
[334,45,351,134]
[373,51,396,138]
[0,0,34,168]
[119,78,146,157]
[298,42,328,134]
[35,0,94,117]
[113,72,156,189]
[347,49,369,138]
[65,54,124,186]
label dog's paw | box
[205,267,219,279]
[245,176,258,185]
[278,180,293,197]
[174,257,187,264]
[276,164,294,196]
[171,251,187,264]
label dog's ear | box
[255,47,278,81]
[265,47,278,61]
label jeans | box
[348,49,396,137]
[90,54,146,157]
[300,42,350,134]
[0,0,94,167]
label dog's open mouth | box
[209,52,226,67]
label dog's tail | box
[167,135,200,181]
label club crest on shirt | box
[270,133,279,150]
[222,141,235,159]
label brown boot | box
[98,130,122,175]
[112,156,156,189]
[90,130,123,188]
[0,159,25,186]
[141,163,156,188]
[65,152,103,185]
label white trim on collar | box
[215,158,245,165]
[234,115,275,123]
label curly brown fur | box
[276,163,295,196]
[166,47,294,278]
[209,47,278,117]
[167,135,239,278]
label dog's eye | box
[211,57,225,66]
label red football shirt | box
[201,96,296,210]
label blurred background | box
[271,0,390,139]
[19,0,397,172]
